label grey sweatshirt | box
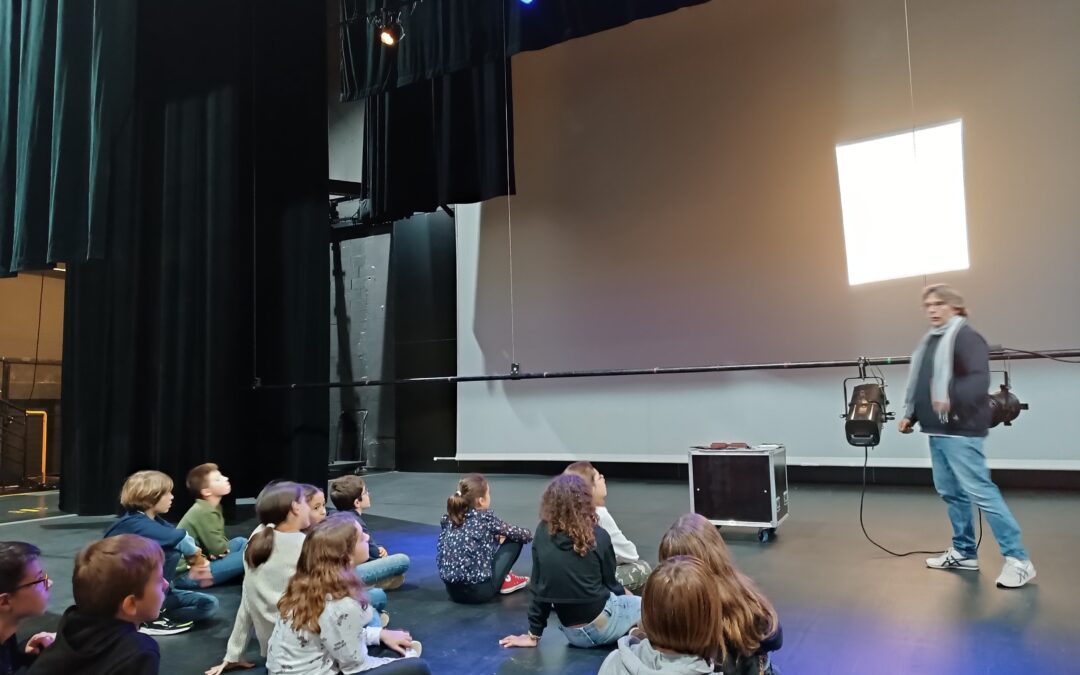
[598,637,714,675]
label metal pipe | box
[253,348,1080,391]
[25,410,47,486]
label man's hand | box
[898,418,914,434]
[25,632,55,654]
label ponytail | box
[447,473,489,527]
[245,481,303,569]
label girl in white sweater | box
[564,462,652,593]
[204,481,311,675]
[266,513,427,674]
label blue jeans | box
[174,537,248,589]
[161,588,219,623]
[558,593,641,648]
[368,587,388,613]
[929,435,1028,560]
[357,553,410,586]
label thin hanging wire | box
[903,0,917,155]
[501,0,517,368]
[251,1,259,385]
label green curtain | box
[0,0,137,276]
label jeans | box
[357,553,411,586]
[445,541,524,604]
[558,593,641,648]
[174,537,248,590]
[161,588,219,623]
[929,435,1028,560]
[368,587,388,613]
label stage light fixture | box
[842,360,893,447]
[988,369,1029,428]
[378,15,404,46]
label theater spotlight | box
[989,371,1029,427]
[378,15,404,46]
[842,360,892,447]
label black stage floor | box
[6,473,1078,674]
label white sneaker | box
[926,548,979,571]
[996,557,1036,588]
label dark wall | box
[392,212,457,472]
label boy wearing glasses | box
[0,542,54,674]
[328,475,411,590]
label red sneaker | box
[500,572,529,594]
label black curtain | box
[59,0,329,515]
[363,58,514,222]
[340,0,712,100]
[0,1,137,276]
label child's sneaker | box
[404,640,422,658]
[500,572,529,594]
[139,615,194,636]
[925,548,979,571]
[379,611,391,627]
[996,557,1036,588]
[372,574,405,591]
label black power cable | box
[859,445,982,557]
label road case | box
[688,444,789,542]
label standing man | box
[899,284,1035,588]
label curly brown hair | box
[539,473,597,557]
[277,513,369,633]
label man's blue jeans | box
[929,435,1028,560]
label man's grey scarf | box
[903,315,966,422]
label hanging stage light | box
[378,14,404,46]
[842,359,892,447]
[989,380,1029,427]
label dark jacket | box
[26,607,159,675]
[104,512,186,582]
[0,634,34,675]
[527,523,624,636]
[911,324,991,437]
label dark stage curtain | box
[363,58,515,222]
[339,0,711,100]
[58,0,329,515]
[0,1,136,276]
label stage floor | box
[8,473,1079,674]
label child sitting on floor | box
[301,484,327,528]
[0,542,55,673]
[500,473,639,650]
[266,513,428,674]
[104,470,217,636]
[599,555,725,675]
[329,476,410,591]
[174,463,248,589]
[564,462,652,593]
[659,513,783,675]
[436,473,532,603]
[28,535,165,675]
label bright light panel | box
[836,119,969,285]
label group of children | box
[434,461,783,675]
[0,465,427,675]
[0,460,781,675]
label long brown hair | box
[539,473,597,557]
[245,481,303,569]
[277,513,368,634]
[447,473,488,527]
[641,556,724,663]
[659,513,778,660]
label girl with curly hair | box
[500,473,640,650]
[659,513,783,675]
[266,513,428,674]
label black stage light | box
[845,381,888,447]
[379,17,404,46]
[989,383,1028,427]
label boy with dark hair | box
[27,535,165,675]
[328,475,410,590]
[174,463,247,589]
[0,542,54,674]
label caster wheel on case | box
[757,528,776,543]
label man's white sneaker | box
[926,548,979,571]
[995,557,1036,588]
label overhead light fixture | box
[378,14,403,46]
[842,360,892,447]
[989,370,1029,428]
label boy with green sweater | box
[173,464,248,589]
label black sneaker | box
[139,616,194,636]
